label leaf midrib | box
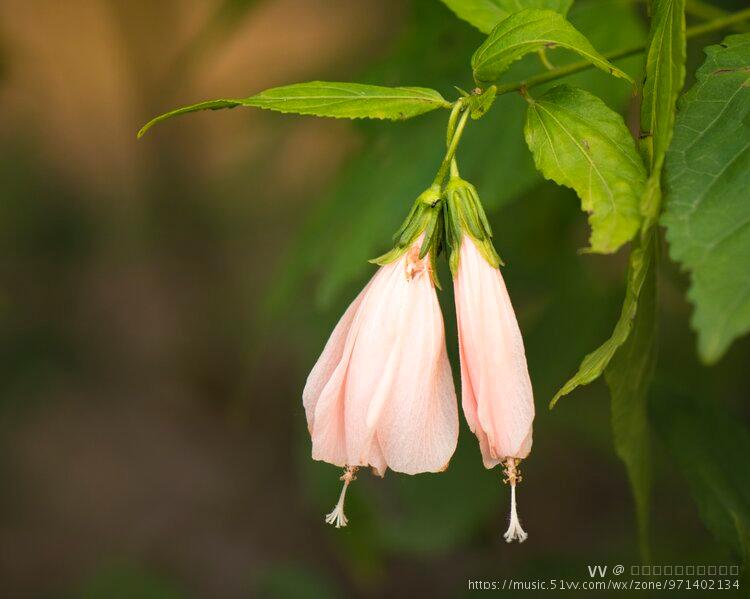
[248,94,445,104]
[534,102,616,214]
[543,98,644,174]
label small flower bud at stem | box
[325,466,358,528]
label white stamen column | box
[503,458,528,543]
[325,465,358,528]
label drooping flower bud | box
[445,174,535,543]
[303,192,458,526]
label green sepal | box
[388,185,440,248]
[427,208,445,290]
[371,185,444,289]
[370,245,408,266]
[391,200,420,243]
[419,207,440,260]
[443,176,503,276]
[464,195,487,240]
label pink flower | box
[304,242,458,526]
[454,235,534,542]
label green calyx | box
[370,97,499,286]
[370,184,444,288]
[443,176,502,276]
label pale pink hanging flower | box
[304,189,458,527]
[445,176,535,543]
[454,237,534,467]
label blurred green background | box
[1,0,749,597]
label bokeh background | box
[1,0,749,597]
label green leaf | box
[555,0,686,557]
[662,33,750,364]
[524,85,645,254]
[533,0,671,404]
[604,228,658,560]
[548,131,661,548]
[652,392,750,571]
[551,224,656,407]
[440,0,573,34]
[471,9,633,85]
[639,0,686,170]
[137,82,451,137]
[550,0,660,408]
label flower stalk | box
[433,105,470,187]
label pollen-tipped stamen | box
[502,458,528,543]
[325,465,358,528]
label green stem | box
[434,108,470,185]
[445,101,464,147]
[495,7,750,96]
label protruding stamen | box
[502,458,528,543]
[325,466,358,528]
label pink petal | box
[376,275,458,473]
[303,282,369,432]
[368,436,387,478]
[308,259,403,472]
[457,328,501,469]
[343,260,412,467]
[308,279,377,469]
